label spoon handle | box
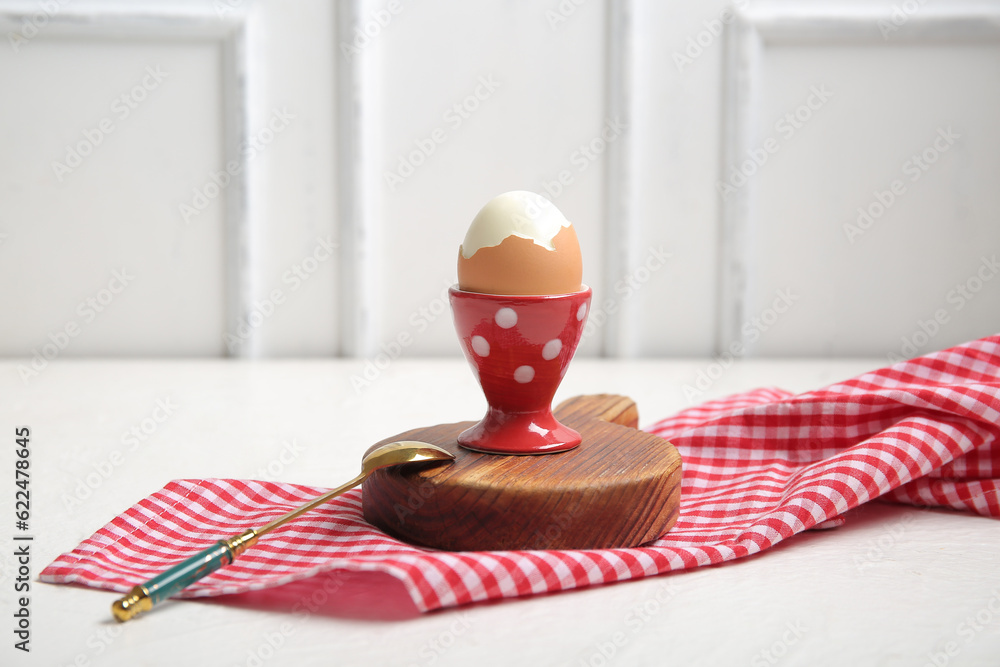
[257,473,365,536]
[110,473,365,622]
[110,528,258,622]
[107,439,453,622]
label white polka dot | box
[471,335,490,357]
[542,339,562,360]
[495,307,518,329]
[576,303,588,321]
[513,365,535,383]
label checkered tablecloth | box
[41,336,1000,612]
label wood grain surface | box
[361,394,682,550]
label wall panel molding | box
[717,4,1000,356]
[602,0,636,357]
[336,0,380,358]
[0,3,254,356]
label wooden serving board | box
[361,394,682,550]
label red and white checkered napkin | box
[42,336,1000,612]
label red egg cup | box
[450,285,592,455]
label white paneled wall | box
[0,0,339,359]
[718,5,1000,359]
[0,12,235,356]
[1,0,998,361]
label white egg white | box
[460,191,572,259]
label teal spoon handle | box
[144,541,231,604]
[107,440,454,623]
[111,529,258,621]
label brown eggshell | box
[457,225,583,295]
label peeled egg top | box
[457,191,583,295]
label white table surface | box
[2,358,999,667]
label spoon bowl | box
[362,441,455,475]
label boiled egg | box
[457,191,583,295]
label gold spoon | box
[111,441,454,621]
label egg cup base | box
[457,409,582,455]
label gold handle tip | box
[225,529,259,558]
[111,586,152,622]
